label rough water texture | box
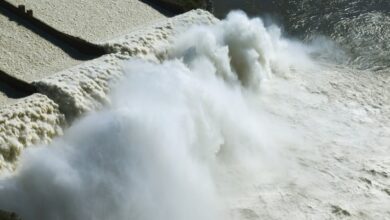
[0,94,65,171]
[274,0,390,70]
[213,0,390,70]
[0,11,389,220]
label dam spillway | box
[0,1,389,219]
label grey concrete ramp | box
[34,10,217,121]
[0,9,216,172]
[8,0,168,43]
[0,0,168,105]
[0,11,81,83]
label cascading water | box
[0,11,389,220]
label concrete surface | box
[34,10,217,121]
[0,11,81,83]
[0,0,170,122]
[0,0,169,105]
[0,3,215,217]
[8,0,168,43]
[0,9,215,171]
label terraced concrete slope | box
[0,11,81,83]
[0,0,168,117]
[34,10,217,121]
[0,9,217,171]
[8,0,168,43]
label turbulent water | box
[0,2,390,220]
[213,0,390,70]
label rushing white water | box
[1,11,387,220]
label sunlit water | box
[0,8,389,220]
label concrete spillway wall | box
[0,9,217,172]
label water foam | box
[0,12,315,220]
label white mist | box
[0,12,320,220]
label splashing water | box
[0,12,334,220]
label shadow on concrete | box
[0,0,106,60]
[140,0,183,17]
[0,81,32,99]
[0,0,108,99]
[0,69,37,98]
[140,0,214,17]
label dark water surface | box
[211,0,390,70]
